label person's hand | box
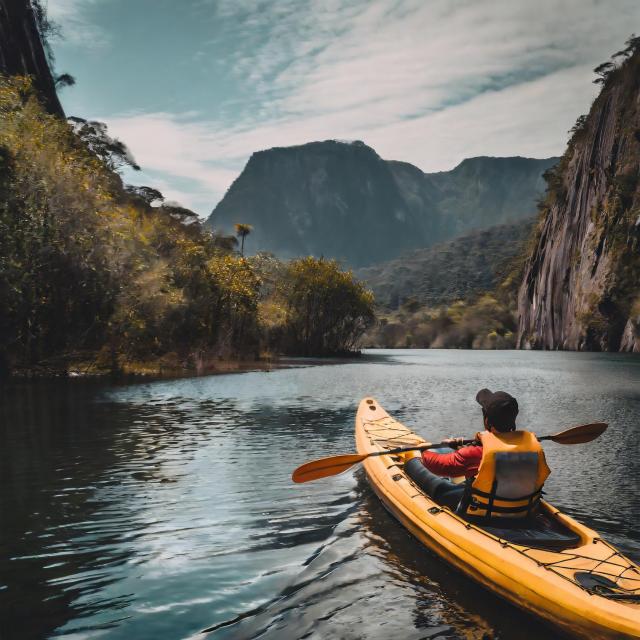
[442,437,465,449]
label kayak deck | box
[355,397,640,640]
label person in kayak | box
[404,388,549,520]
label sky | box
[48,0,640,216]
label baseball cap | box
[476,388,518,431]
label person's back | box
[404,388,550,521]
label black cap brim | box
[476,388,493,408]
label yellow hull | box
[356,397,640,639]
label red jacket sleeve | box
[421,445,483,478]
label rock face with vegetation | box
[207,140,556,267]
[517,43,640,352]
[0,0,63,115]
[356,219,533,308]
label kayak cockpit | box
[478,509,582,550]
[402,449,581,550]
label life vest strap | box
[469,496,541,514]
[470,486,543,502]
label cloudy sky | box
[48,0,639,215]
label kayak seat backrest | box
[461,431,550,522]
[494,452,539,499]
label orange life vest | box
[461,430,550,521]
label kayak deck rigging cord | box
[366,417,640,603]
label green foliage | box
[275,257,375,355]
[125,185,165,207]
[54,73,75,90]
[0,75,261,371]
[0,75,120,365]
[0,76,370,373]
[593,62,615,84]
[358,220,534,309]
[592,34,640,86]
[68,116,140,172]
[568,114,588,137]
[364,292,517,350]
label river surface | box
[1,350,639,640]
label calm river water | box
[1,350,639,640]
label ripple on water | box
[0,351,638,639]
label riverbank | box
[5,350,368,380]
[5,351,280,380]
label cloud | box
[106,112,240,212]
[46,0,109,48]
[94,0,640,213]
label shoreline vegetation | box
[0,76,375,379]
[1,0,638,378]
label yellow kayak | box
[355,397,640,639]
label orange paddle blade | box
[545,422,608,445]
[291,453,367,483]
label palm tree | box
[234,223,253,256]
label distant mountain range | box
[207,140,557,267]
[356,219,534,308]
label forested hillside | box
[356,219,533,308]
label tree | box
[593,62,615,84]
[279,257,375,355]
[568,114,588,136]
[67,116,141,172]
[0,75,264,372]
[234,223,252,256]
[54,73,75,89]
[125,185,165,207]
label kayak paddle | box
[291,422,608,484]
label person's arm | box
[421,445,482,477]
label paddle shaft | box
[376,423,607,455]
[368,439,476,457]
[368,434,562,458]
[291,421,607,483]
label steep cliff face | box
[207,140,556,267]
[0,0,63,115]
[517,50,640,352]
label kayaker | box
[405,388,549,518]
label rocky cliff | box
[207,140,556,267]
[0,0,63,115]
[517,48,640,352]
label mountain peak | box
[207,142,557,267]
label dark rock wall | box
[517,52,640,352]
[0,0,63,115]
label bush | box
[277,257,375,355]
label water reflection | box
[0,351,638,639]
[205,475,561,640]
